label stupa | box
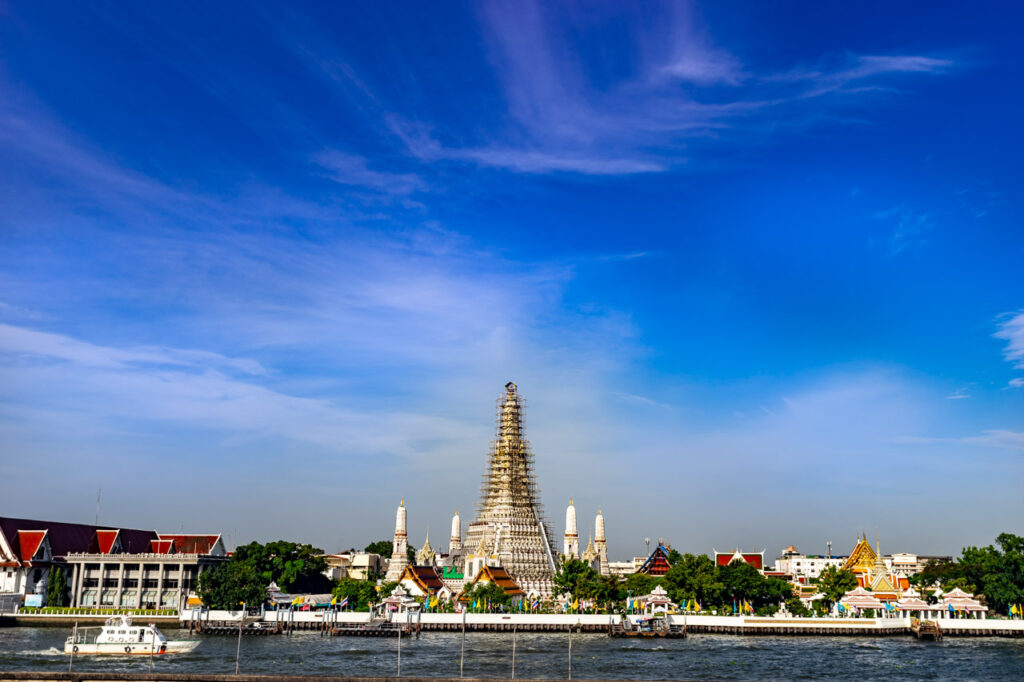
[463,382,557,597]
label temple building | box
[581,535,600,571]
[594,509,609,576]
[415,529,435,566]
[637,543,672,576]
[714,549,766,569]
[562,500,579,560]
[449,511,463,562]
[463,383,557,597]
[841,534,908,593]
[383,500,409,581]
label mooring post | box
[568,626,572,680]
[460,607,466,678]
[235,601,244,675]
[511,623,517,679]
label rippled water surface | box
[2,627,1022,681]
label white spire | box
[396,499,407,534]
[563,498,579,559]
[384,498,409,581]
[594,508,609,576]
[450,509,462,549]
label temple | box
[562,499,579,559]
[383,500,409,581]
[463,382,557,597]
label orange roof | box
[473,565,524,596]
[94,530,119,554]
[150,539,174,554]
[17,530,47,561]
[157,534,220,554]
[400,565,445,593]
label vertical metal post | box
[460,607,466,678]
[235,602,244,674]
[511,623,517,679]
[149,627,155,673]
[568,627,572,680]
[68,623,76,672]
[397,615,402,677]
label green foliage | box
[553,558,599,598]
[910,533,1024,614]
[233,540,331,593]
[361,540,415,564]
[331,578,379,611]
[785,596,811,617]
[816,566,858,608]
[196,561,268,610]
[621,572,656,598]
[46,566,70,607]
[364,540,392,556]
[468,581,511,608]
[662,553,722,606]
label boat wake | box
[19,648,63,656]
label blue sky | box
[1,1,1021,559]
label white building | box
[773,545,846,582]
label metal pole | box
[511,623,517,679]
[235,602,244,675]
[460,607,466,678]
[568,626,572,680]
[68,623,76,672]
[397,614,402,677]
[149,627,155,673]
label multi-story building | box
[1,517,225,611]
[65,533,227,610]
[773,545,846,583]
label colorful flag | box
[330,596,337,606]
[340,596,349,609]
[291,595,303,606]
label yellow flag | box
[572,599,579,610]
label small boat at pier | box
[65,615,200,655]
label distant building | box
[714,549,766,570]
[773,545,846,583]
[321,552,384,581]
[636,544,672,576]
[65,533,227,610]
[1,517,224,610]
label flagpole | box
[235,602,244,675]
[511,623,517,679]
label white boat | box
[64,615,200,655]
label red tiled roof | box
[157,534,220,554]
[150,539,174,554]
[94,530,119,554]
[0,516,158,564]
[17,530,47,561]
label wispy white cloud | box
[946,388,971,400]
[898,430,1024,452]
[272,2,957,177]
[994,311,1024,369]
[874,206,933,256]
[0,323,266,376]
[313,150,425,194]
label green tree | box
[621,572,656,599]
[196,561,268,610]
[662,553,722,607]
[364,540,392,556]
[331,578,379,611]
[469,581,511,609]
[46,566,69,607]
[362,540,416,564]
[553,558,599,599]
[233,540,331,593]
[817,566,858,609]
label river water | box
[1,627,1022,681]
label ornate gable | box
[841,535,877,573]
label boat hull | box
[64,641,200,655]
